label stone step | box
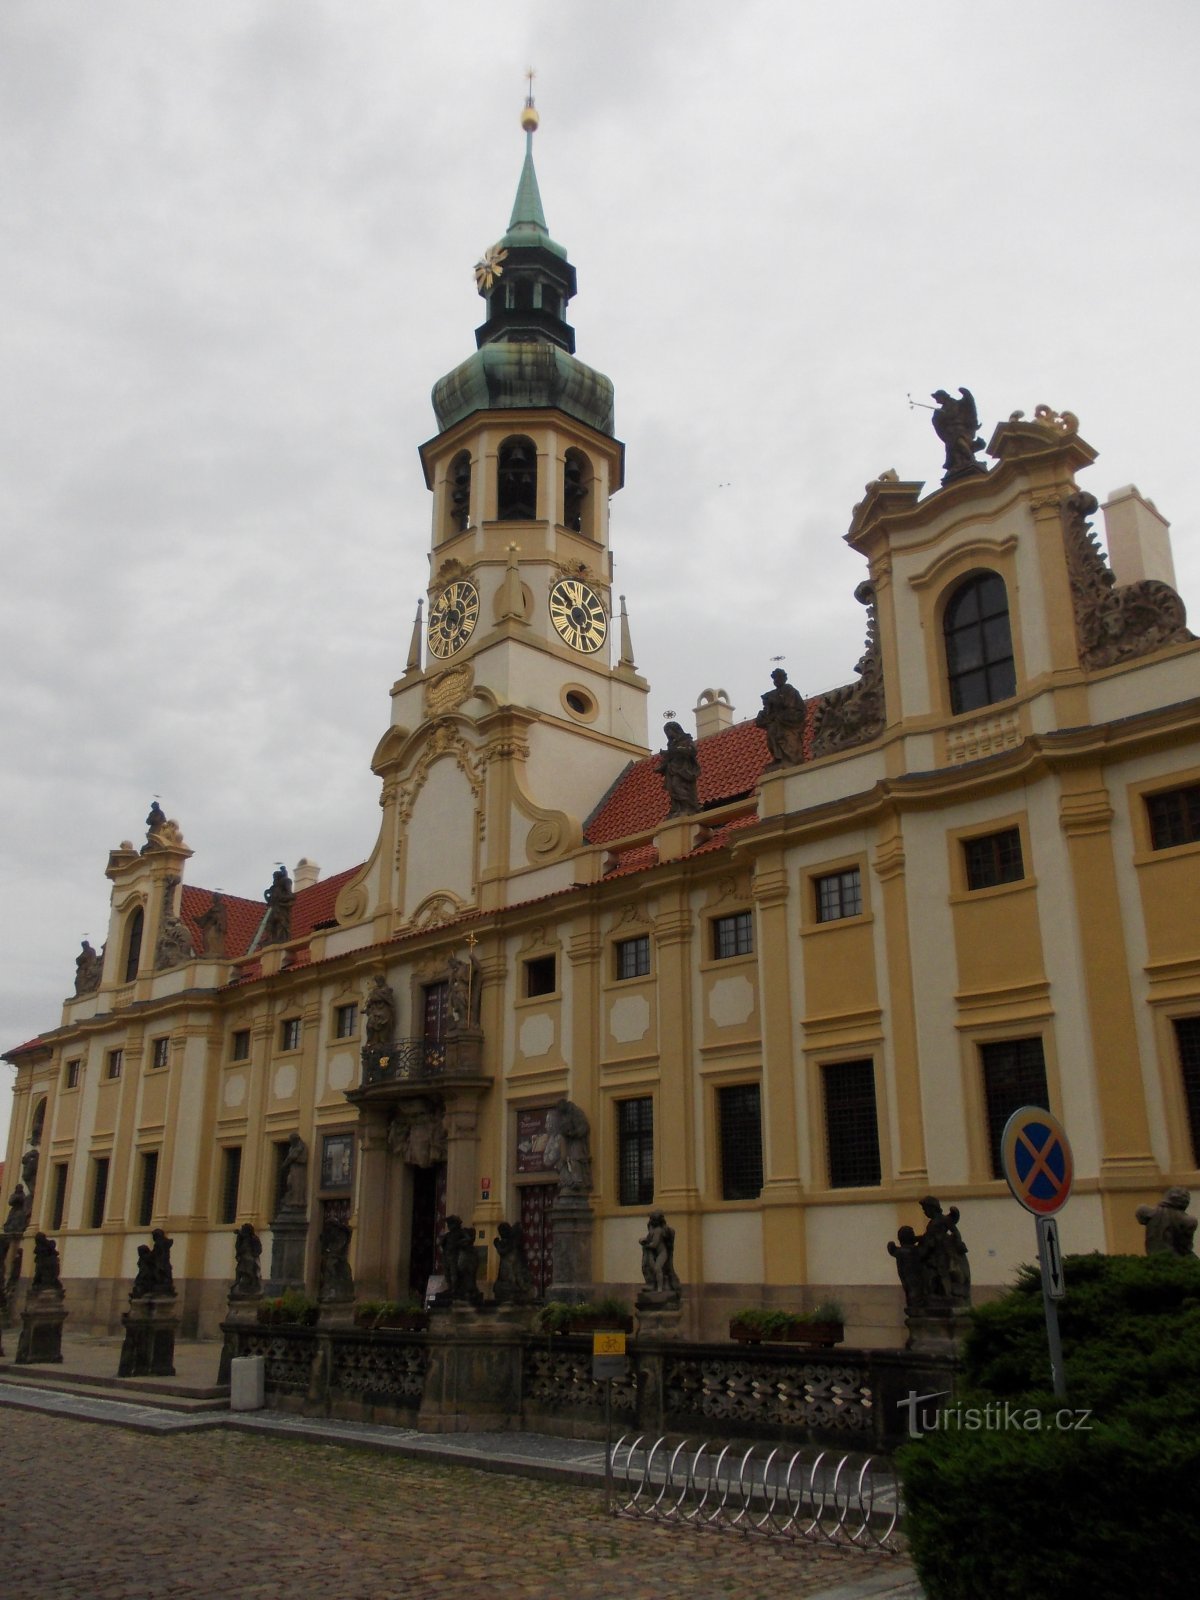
[0,1366,229,1412]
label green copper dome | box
[430,104,615,437]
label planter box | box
[566,1315,634,1335]
[729,1319,844,1348]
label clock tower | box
[346,96,650,933]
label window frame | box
[979,1036,1050,1180]
[821,1059,882,1189]
[1146,784,1200,852]
[1173,1017,1200,1167]
[523,954,557,999]
[614,935,651,982]
[716,1082,764,1202]
[814,867,863,924]
[711,911,754,962]
[231,1028,251,1062]
[151,1036,170,1070]
[962,827,1025,891]
[279,1016,302,1053]
[50,1161,69,1230]
[90,1156,110,1229]
[64,1058,82,1090]
[333,1001,359,1041]
[105,1048,124,1081]
[220,1146,242,1225]
[943,570,1017,716]
[137,1149,159,1228]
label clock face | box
[549,578,607,654]
[427,579,480,659]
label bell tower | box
[391,91,649,759]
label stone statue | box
[544,1099,592,1194]
[230,1223,263,1299]
[492,1221,534,1304]
[196,892,228,958]
[1136,1187,1198,1257]
[318,1218,355,1303]
[438,1215,481,1304]
[364,975,397,1052]
[446,952,479,1029]
[142,802,185,853]
[278,1133,308,1213]
[755,668,807,767]
[387,1107,446,1169]
[931,387,987,486]
[20,1147,39,1195]
[658,722,700,816]
[6,1243,23,1293]
[3,1184,29,1236]
[889,1196,971,1314]
[74,940,103,996]
[154,876,196,971]
[130,1245,156,1299]
[639,1209,681,1296]
[260,865,295,946]
[31,1233,63,1295]
[150,1228,175,1295]
[810,580,886,757]
[144,801,167,843]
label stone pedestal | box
[118,1297,179,1377]
[419,1305,523,1433]
[635,1304,683,1341]
[16,1292,67,1364]
[905,1309,971,1355]
[217,1297,261,1383]
[548,1191,594,1301]
[267,1210,309,1292]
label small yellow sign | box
[592,1331,626,1356]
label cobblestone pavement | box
[0,1410,921,1599]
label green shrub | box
[900,1253,1200,1599]
[256,1290,319,1327]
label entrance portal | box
[408,1162,446,1297]
[518,1182,557,1297]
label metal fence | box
[608,1434,903,1553]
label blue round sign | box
[1000,1106,1073,1216]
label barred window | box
[90,1157,110,1229]
[963,828,1025,890]
[51,1162,69,1230]
[816,868,862,923]
[822,1061,882,1188]
[1175,1018,1200,1165]
[334,1002,359,1039]
[231,1029,251,1061]
[617,1097,654,1206]
[1147,785,1200,850]
[615,935,650,981]
[279,1017,301,1052]
[712,912,753,961]
[220,1147,242,1225]
[718,1084,763,1200]
[138,1151,159,1228]
[980,1037,1049,1179]
[152,1037,170,1069]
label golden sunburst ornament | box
[474,244,508,291]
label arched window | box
[943,572,1016,714]
[123,907,144,983]
[498,436,537,520]
[447,450,471,535]
[563,449,591,534]
[29,1097,46,1147]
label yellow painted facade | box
[6,149,1200,1352]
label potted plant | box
[256,1290,320,1328]
[535,1296,634,1336]
[728,1300,845,1347]
[353,1296,429,1332]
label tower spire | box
[509,71,548,236]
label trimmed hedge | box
[899,1253,1200,1599]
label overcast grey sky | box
[3,1,1197,1151]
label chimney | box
[293,858,321,892]
[694,688,734,740]
[1102,485,1177,589]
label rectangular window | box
[51,1162,69,1230]
[106,1048,123,1081]
[617,1097,654,1206]
[712,911,753,961]
[151,1037,170,1069]
[138,1151,159,1228]
[1175,1018,1200,1166]
[65,1058,81,1090]
[524,955,557,997]
[822,1060,882,1188]
[614,935,651,981]
[981,1037,1049,1179]
[90,1157,110,1229]
[1147,785,1200,850]
[963,827,1025,890]
[334,1002,359,1040]
[321,1133,354,1190]
[718,1083,763,1200]
[231,1028,251,1061]
[815,867,862,923]
[220,1147,242,1225]
[280,1017,301,1052]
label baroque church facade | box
[5,106,1200,1345]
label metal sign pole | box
[1035,1215,1067,1400]
[604,1378,613,1507]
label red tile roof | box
[586,719,772,845]
[180,864,363,961]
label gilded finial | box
[520,67,539,132]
